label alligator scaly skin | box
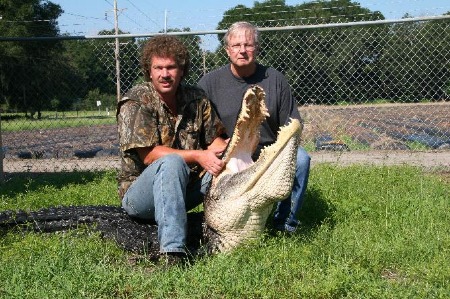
[0,205,204,257]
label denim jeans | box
[121,154,210,253]
[273,147,311,232]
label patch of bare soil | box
[302,102,450,150]
[1,103,449,173]
[1,124,118,160]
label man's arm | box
[136,137,227,176]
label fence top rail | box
[0,14,449,42]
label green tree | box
[218,0,295,30]
[384,14,450,101]
[216,0,386,104]
[82,88,115,111]
[0,0,63,117]
[61,38,117,106]
[289,0,386,104]
[58,29,138,110]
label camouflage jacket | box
[116,82,226,199]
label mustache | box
[159,78,173,83]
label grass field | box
[0,165,449,298]
[0,110,115,132]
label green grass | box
[302,140,316,152]
[302,134,370,152]
[1,111,115,132]
[0,165,449,298]
[406,140,431,151]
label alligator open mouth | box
[204,85,302,253]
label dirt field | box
[1,102,449,173]
[301,102,450,150]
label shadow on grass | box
[0,171,109,198]
[299,186,336,230]
[266,186,336,239]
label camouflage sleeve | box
[201,97,227,147]
[117,99,160,152]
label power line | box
[124,0,160,27]
[103,0,149,33]
[64,12,105,21]
[57,3,115,34]
[103,0,114,8]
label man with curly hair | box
[117,35,227,265]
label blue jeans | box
[121,154,209,254]
[273,147,311,232]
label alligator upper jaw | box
[210,118,302,205]
[219,85,269,176]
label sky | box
[53,0,449,37]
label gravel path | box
[2,150,449,174]
[310,150,449,170]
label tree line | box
[0,0,448,118]
[214,0,449,105]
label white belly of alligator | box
[204,85,302,253]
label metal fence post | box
[114,0,121,104]
[0,109,4,182]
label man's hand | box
[207,137,228,157]
[199,137,228,176]
[197,149,225,176]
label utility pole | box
[114,0,121,104]
[164,9,167,33]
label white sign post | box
[96,101,101,116]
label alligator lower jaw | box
[239,118,302,193]
[206,204,274,253]
[213,118,302,191]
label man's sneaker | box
[273,220,300,233]
[282,222,298,233]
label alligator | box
[0,85,302,258]
[204,85,302,253]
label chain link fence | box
[1,17,449,175]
